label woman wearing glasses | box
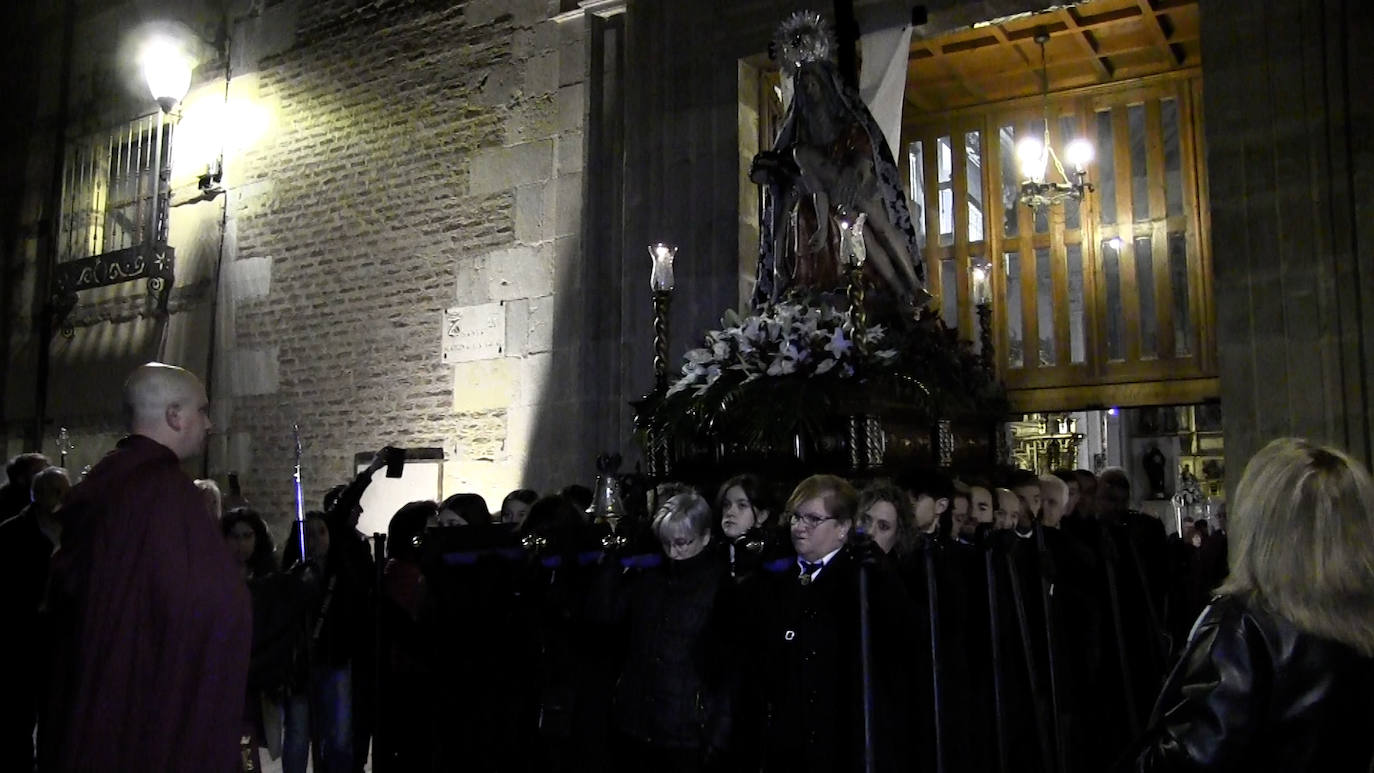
[734,474,918,773]
[1116,438,1374,771]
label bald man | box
[43,363,251,772]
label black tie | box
[799,560,821,585]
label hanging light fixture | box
[1017,30,1094,209]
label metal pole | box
[924,540,946,773]
[293,424,306,561]
[650,289,672,478]
[858,560,876,773]
[147,111,164,256]
[1006,548,1055,773]
[985,546,1009,773]
[371,532,387,765]
[651,289,671,391]
[1037,525,1068,773]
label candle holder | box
[648,243,677,392]
[647,243,678,479]
[652,290,672,392]
[970,257,994,373]
[977,302,994,374]
[836,212,868,354]
[56,426,74,468]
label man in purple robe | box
[43,363,251,772]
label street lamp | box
[137,33,192,290]
[140,36,192,113]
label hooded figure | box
[750,11,927,313]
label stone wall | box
[1,0,598,536]
[1200,0,1374,481]
[221,0,593,527]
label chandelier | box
[1016,31,1094,209]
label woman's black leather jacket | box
[1116,593,1374,771]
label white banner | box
[857,8,913,159]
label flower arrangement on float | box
[666,300,897,397]
[638,290,1004,463]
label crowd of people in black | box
[5,421,1374,772]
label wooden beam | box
[1135,0,1185,66]
[986,23,1042,95]
[935,54,989,103]
[1007,377,1220,413]
[1059,8,1115,81]
[989,24,1033,69]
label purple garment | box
[44,434,251,772]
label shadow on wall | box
[517,206,626,495]
[519,10,630,497]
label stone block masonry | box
[226,0,585,529]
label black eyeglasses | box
[789,511,836,529]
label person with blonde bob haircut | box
[1116,437,1374,771]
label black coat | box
[1116,594,1374,771]
[603,547,732,752]
[739,546,917,773]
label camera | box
[385,446,407,478]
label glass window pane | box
[999,124,1019,237]
[1036,246,1055,366]
[1128,103,1149,223]
[1103,239,1123,360]
[1068,244,1086,363]
[938,135,954,247]
[1096,110,1116,225]
[941,257,958,330]
[1006,252,1023,368]
[1136,235,1157,358]
[1058,115,1082,230]
[966,131,984,243]
[908,141,926,249]
[1162,98,1184,218]
[1169,232,1192,356]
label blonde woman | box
[1116,438,1374,771]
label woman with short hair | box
[599,492,732,772]
[738,474,917,772]
[1116,438,1374,771]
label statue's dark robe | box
[42,435,251,773]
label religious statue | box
[750,11,928,314]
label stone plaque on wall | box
[442,303,505,363]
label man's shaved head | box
[123,363,212,460]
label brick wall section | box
[225,0,574,529]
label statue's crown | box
[774,11,836,71]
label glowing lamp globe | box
[1065,138,1095,173]
[1016,136,1047,183]
[141,37,192,112]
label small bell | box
[587,453,626,530]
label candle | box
[649,243,677,292]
